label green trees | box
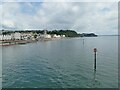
[47,30,80,37]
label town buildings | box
[0,30,66,41]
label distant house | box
[20,33,33,40]
[0,32,21,40]
[0,32,2,40]
[40,34,51,39]
[2,35,12,40]
[40,30,51,39]
[45,34,51,39]
[61,35,65,38]
[0,35,2,40]
[13,32,21,40]
[53,34,61,38]
[0,32,12,40]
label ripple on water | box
[2,36,118,88]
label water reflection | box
[92,70,101,88]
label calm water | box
[2,36,118,88]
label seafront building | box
[39,30,66,39]
[0,30,66,45]
[0,32,22,40]
[0,30,66,41]
[40,30,52,39]
[0,32,36,41]
[53,34,61,38]
[13,33,21,40]
[20,33,34,40]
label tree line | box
[1,30,97,37]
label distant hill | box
[80,33,98,37]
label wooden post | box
[94,48,97,71]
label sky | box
[0,0,119,35]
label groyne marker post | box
[94,48,97,71]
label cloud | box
[2,0,119,2]
[1,2,118,35]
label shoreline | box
[0,37,66,46]
[0,36,100,46]
[0,39,38,46]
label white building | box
[0,32,21,40]
[40,30,51,39]
[45,34,51,38]
[53,34,61,38]
[13,32,21,40]
[40,34,51,39]
[20,33,32,40]
[61,35,65,38]
[0,35,2,40]
[2,35,12,40]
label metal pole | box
[94,48,97,71]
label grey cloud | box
[1,2,118,35]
